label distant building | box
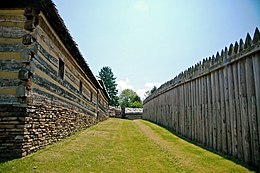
[125,108,143,120]
[108,106,122,118]
[0,0,109,159]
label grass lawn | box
[0,118,254,173]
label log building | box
[0,0,109,159]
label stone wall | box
[0,106,27,158]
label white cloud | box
[137,82,161,101]
[117,79,161,101]
[133,1,149,12]
[117,78,134,94]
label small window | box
[79,81,83,94]
[58,58,65,79]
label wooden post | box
[224,64,232,155]
[211,71,217,150]
[207,73,213,148]
[252,52,260,166]
[215,70,221,152]
[233,62,244,161]
[228,64,238,158]
[238,59,251,164]
[219,67,227,154]
[246,55,259,166]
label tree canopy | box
[144,86,157,99]
[99,66,119,106]
[119,89,142,108]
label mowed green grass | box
[0,118,253,173]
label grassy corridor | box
[0,118,253,173]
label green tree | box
[119,89,142,108]
[150,86,157,94]
[144,86,157,98]
[99,66,119,106]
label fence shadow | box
[143,119,257,172]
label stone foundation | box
[0,104,106,159]
[0,105,27,158]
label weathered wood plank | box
[228,64,238,158]
[252,52,260,167]
[233,62,244,161]
[192,80,195,141]
[215,70,222,152]
[219,68,227,154]
[207,73,213,148]
[246,55,260,166]
[198,77,202,143]
[238,59,251,164]
[224,65,232,155]
[196,78,199,142]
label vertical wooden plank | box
[200,77,204,144]
[215,70,222,152]
[204,75,208,147]
[188,81,192,139]
[202,76,208,146]
[233,62,244,161]
[238,59,251,164]
[196,78,199,142]
[201,76,205,145]
[181,84,185,135]
[245,56,254,164]
[246,56,260,166]
[177,86,180,133]
[192,80,195,141]
[198,78,201,143]
[176,86,180,133]
[211,72,217,150]
[172,89,175,130]
[183,83,187,137]
[252,52,260,167]
[168,90,172,130]
[228,64,238,158]
[173,89,176,131]
[224,65,232,156]
[207,73,213,148]
[219,67,227,154]
[251,96,260,166]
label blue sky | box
[52,0,260,99]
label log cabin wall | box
[0,1,109,159]
[143,28,260,168]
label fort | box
[0,0,259,169]
[0,0,109,159]
[143,28,260,167]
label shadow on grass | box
[0,157,18,164]
[141,119,258,172]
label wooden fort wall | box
[143,28,260,168]
[0,5,109,159]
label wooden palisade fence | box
[143,28,260,168]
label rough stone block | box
[15,135,24,140]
